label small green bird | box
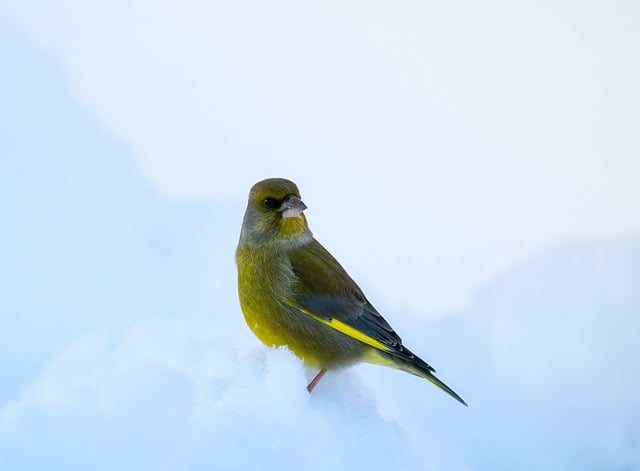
[236,178,466,405]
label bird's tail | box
[365,349,467,406]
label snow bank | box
[0,320,465,470]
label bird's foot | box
[306,369,327,393]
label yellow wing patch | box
[297,307,393,353]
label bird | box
[235,177,466,405]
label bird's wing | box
[287,239,435,372]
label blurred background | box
[1,1,639,469]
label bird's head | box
[239,178,312,248]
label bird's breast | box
[236,246,297,346]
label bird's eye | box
[263,197,279,209]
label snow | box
[0,322,467,470]
[2,235,638,469]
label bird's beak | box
[279,195,307,219]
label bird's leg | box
[306,369,327,393]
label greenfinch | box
[236,178,466,405]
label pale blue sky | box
[2,0,638,314]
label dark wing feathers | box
[289,239,434,372]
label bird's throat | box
[279,215,310,243]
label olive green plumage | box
[236,178,466,405]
